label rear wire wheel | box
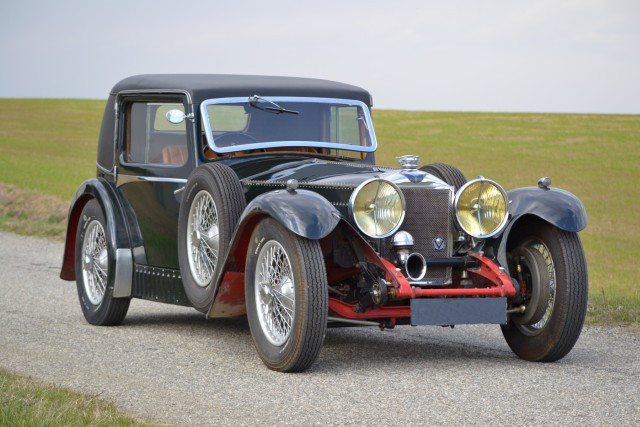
[75,199,130,325]
[245,218,328,372]
[502,223,588,362]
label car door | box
[116,95,194,268]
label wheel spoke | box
[254,240,296,346]
[186,191,220,287]
[81,220,108,305]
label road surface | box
[0,231,638,425]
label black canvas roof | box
[111,74,373,106]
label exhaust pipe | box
[405,252,427,281]
[391,231,427,282]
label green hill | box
[1,99,638,324]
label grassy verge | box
[0,184,68,240]
[0,99,638,325]
[0,368,152,426]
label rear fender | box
[206,188,341,318]
[59,178,138,298]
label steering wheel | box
[214,132,259,147]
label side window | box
[125,102,188,166]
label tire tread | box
[288,236,328,371]
[541,230,588,362]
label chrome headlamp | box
[349,179,405,238]
[454,178,509,239]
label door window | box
[125,102,188,166]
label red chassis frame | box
[328,253,516,322]
[209,249,516,323]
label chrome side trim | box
[116,174,188,187]
[200,97,378,154]
[113,248,133,298]
[242,179,358,190]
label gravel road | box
[1,231,638,425]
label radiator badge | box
[433,237,446,252]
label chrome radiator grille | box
[384,186,454,285]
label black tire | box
[245,218,328,372]
[75,199,130,326]
[501,223,588,362]
[420,163,467,192]
[178,163,246,312]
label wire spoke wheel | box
[186,190,220,287]
[502,223,588,362]
[245,218,328,372]
[74,199,130,326]
[515,239,556,335]
[255,241,295,346]
[178,163,246,312]
[81,220,108,305]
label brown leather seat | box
[161,145,188,165]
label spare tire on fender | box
[177,163,246,312]
[420,162,467,193]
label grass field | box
[0,99,638,324]
[0,368,150,425]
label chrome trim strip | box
[113,248,133,298]
[242,179,358,190]
[200,97,378,154]
[116,174,188,187]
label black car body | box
[61,74,588,371]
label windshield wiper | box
[249,95,299,115]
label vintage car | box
[60,74,588,372]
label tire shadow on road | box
[314,325,518,373]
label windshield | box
[200,97,377,154]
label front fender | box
[241,188,341,239]
[489,186,587,275]
[206,189,341,318]
[507,186,587,232]
[59,178,134,298]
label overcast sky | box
[0,0,638,113]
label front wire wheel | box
[246,219,328,372]
[255,241,295,346]
[502,223,588,362]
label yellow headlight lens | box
[455,178,508,238]
[350,179,405,238]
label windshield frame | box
[200,96,378,154]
